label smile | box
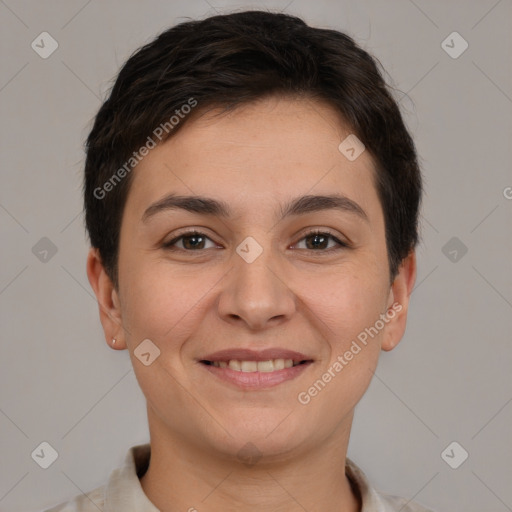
[200,359,313,389]
[202,358,307,372]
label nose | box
[217,246,296,331]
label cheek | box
[303,262,387,323]
[118,258,218,345]
[295,272,387,415]
[297,265,388,358]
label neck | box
[140,410,361,512]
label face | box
[88,96,415,462]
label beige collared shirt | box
[42,444,435,512]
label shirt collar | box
[346,456,388,512]
[104,444,388,512]
[104,444,158,512]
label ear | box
[381,250,417,352]
[86,247,127,350]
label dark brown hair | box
[84,10,422,289]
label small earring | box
[112,338,117,345]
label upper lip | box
[200,348,313,363]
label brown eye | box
[294,231,348,251]
[163,231,216,251]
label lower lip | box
[200,362,313,390]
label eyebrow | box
[141,193,368,224]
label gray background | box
[1,1,511,511]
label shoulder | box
[39,443,152,512]
[39,484,105,512]
[345,457,436,512]
[378,491,436,512]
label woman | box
[45,10,433,511]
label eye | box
[293,230,348,251]
[162,229,349,252]
[163,231,217,251]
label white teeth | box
[257,360,274,372]
[241,361,258,372]
[273,358,285,370]
[228,360,241,371]
[211,358,299,372]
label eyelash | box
[162,229,349,253]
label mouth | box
[200,358,311,372]
[198,358,314,389]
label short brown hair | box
[84,10,422,289]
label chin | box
[205,415,311,462]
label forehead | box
[123,96,381,223]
